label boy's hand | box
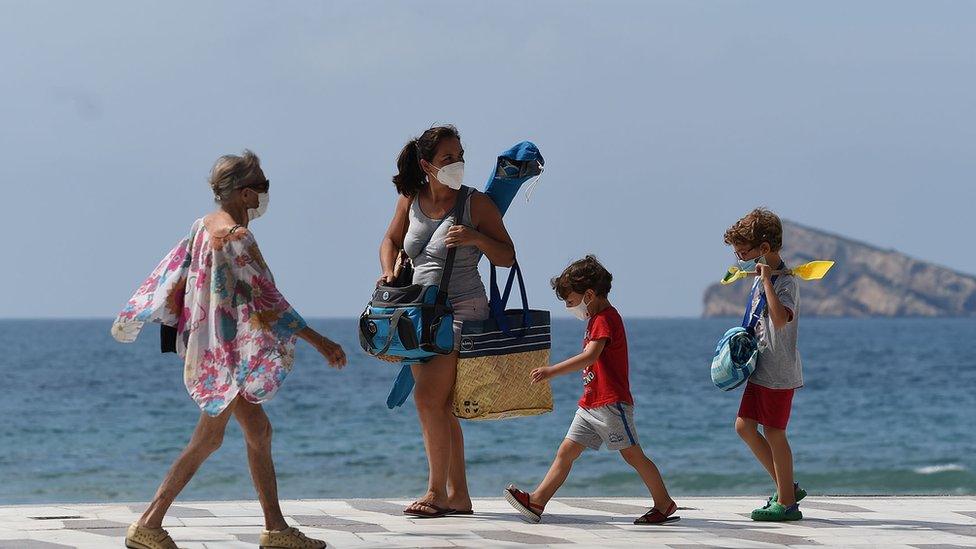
[756,263,774,282]
[530,366,552,384]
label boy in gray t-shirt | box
[751,274,803,390]
[724,208,806,522]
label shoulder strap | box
[742,261,785,332]
[436,186,471,302]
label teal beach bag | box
[710,272,779,391]
[358,187,469,362]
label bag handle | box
[360,309,407,357]
[489,260,531,338]
[436,186,471,306]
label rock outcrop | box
[702,221,976,317]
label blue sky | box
[2,1,974,318]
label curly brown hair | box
[551,255,613,300]
[724,208,783,252]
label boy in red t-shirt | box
[504,255,678,525]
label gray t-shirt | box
[749,272,803,389]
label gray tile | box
[799,500,875,513]
[0,542,76,549]
[344,499,407,516]
[789,517,850,528]
[62,518,130,529]
[713,528,820,545]
[474,529,573,544]
[945,525,976,538]
[234,533,262,544]
[556,498,650,514]
[126,504,215,518]
[27,515,84,520]
[291,514,388,533]
[540,514,622,529]
[61,518,131,537]
[668,546,746,549]
[167,505,216,518]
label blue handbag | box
[358,187,470,362]
[710,268,781,391]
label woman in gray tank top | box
[378,125,516,518]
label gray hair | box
[208,149,263,202]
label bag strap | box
[360,309,407,356]
[436,185,471,305]
[489,260,531,338]
[741,261,785,332]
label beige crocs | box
[259,526,327,549]
[125,522,179,549]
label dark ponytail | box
[392,125,460,197]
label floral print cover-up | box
[112,219,307,416]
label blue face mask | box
[737,254,766,272]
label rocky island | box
[703,220,976,317]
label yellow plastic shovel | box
[721,260,835,285]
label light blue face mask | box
[737,253,766,272]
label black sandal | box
[403,501,455,518]
[634,501,680,525]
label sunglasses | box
[242,178,271,193]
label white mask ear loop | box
[523,161,545,202]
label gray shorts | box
[452,295,489,351]
[566,403,639,451]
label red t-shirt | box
[579,306,634,408]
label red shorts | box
[737,381,795,430]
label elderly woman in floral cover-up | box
[112,150,345,549]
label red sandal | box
[504,484,545,523]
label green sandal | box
[769,482,807,504]
[751,502,803,522]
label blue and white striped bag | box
[453,261,552,420]
[710,274,777,391]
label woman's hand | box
[312,333,347,369]
[445,225,483,249]
[530,366,553,384]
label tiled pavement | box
[0,497,974,548]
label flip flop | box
[751,501,803,522]
[403,501,455,518]
[448,509,474,516]
[634,501,680,525]
[769,482,807,504]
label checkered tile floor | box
[1,497,974,548]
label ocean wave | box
[913,464,967,474]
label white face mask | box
[429,161,464,190]
[567,295,591,321]
[247,192,269,221]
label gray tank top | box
[403,188,485,303]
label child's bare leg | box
[734,417,777,482]
[619,445,673,510]
[763,426,796,506]
[530,439,586,507]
